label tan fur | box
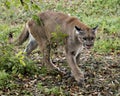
[17,11,98,85]
[15,24,29,45]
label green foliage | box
[44,86,63,95]
[32,15,43,26]
[94,37,120,53]
[51,31,68,45]
[0,44,38,76]
[0,70,10,89]
[37,83,64,95]
[39,66,48,75]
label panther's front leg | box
[43,43,63,72]
[65,50,84,86]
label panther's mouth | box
[86,45,92,49]
[85,45,93,49]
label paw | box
[77,78,85,87]
[74,73,85,87]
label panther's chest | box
[74,46,84,57]
[70,45,84,57]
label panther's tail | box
[15,24,29,45]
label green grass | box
[0,71,10,89]
[0,0,119,53]
[37,82,64,95]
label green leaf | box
[5,1,11,9]
[20,59,26,66]
[32,15,43,26]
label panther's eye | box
[91,37,94,40]
[83,37,87,40]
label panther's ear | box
[75,26,83,34]
[28,20,34,27]
[75,26,81,31]
[92,25,98,33]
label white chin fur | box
[75,30,80,35]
